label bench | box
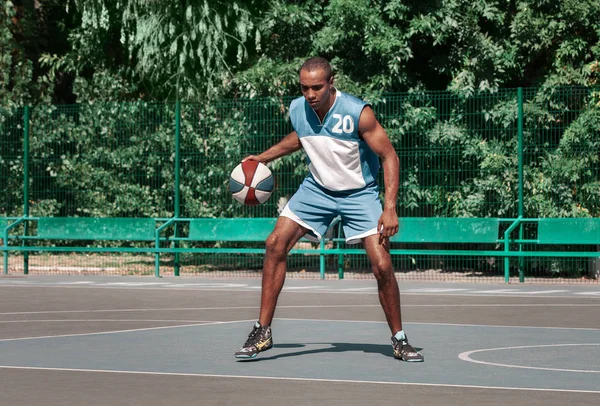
[3,216,598,280]
[35,217,157,241]
[2,217,336,278]
[189,218,277,242]
[167,218,503,279]
[330,217,504,278]
[334,217,599,280]
[2,217,21,274]
[537,218,600,245]
[2,217,160,275]
[333,218,502,254]
[502,217,600,281]
[390,218,500,244]
[497,218,600,255]
[163,217,336,278]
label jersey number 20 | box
[331,114,355,134]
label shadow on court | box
[241,343,424,361]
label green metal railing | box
[1,87,599,280]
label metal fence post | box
[174,100,182,277]
[23,106,30,275]
[517,88,524,282]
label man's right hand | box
[241,155,262,163]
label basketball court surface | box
[1,276,599,405]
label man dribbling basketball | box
[234,57,423,362]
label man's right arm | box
[242,131,302,163]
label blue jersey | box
[289,90,380,192]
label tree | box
[39,0,260,101]
[1,1,34,110]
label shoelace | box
[399,341,417,354]
[393,338,411,350]
[244,326,262,346]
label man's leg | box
[235,217,307,359]
[362,234,402,333]
[258,216,308,325]
[363,234,423,361]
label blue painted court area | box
[1,320,599,391]
[0,276,599,405]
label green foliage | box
[27,102,176,217]
[1,0,599,103]
[374,87,600,220]
[2,1,600,224]
[383,90,520,217]
[232,56,302,98]
[0,108,25,216]
[5,87,597,221]
[524,90,600,218]
[231,0,599,98]
[2,2,599,279]
[0,1,34,111]
[511,0,600,87]
[38,0,260,101]
[2,88,599,281]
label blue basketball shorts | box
[280,177,382,244]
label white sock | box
[394,330,406,341]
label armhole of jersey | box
[357,103,372,141]
[289,99,299,133]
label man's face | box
[299,68,333,111]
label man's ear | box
[329,75,335,89]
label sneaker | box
[391,335,424,362]
[234,322,273,359]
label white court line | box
[3,318,599,343]
[275,318,600,331]
[0,307,261,315]
[59,281,96,285]
[402,303,600,307]
[94,282,170,286]
[403,288,470,293]
[0,366,598,394]
[2,302,600,316]
[475,290,569,295]
[403,292,600,299]
[166,283,248,288]
[0,319,255,342]
[516,290,569,295]
[459,343,600,373]
[2,283,600,299]
[475,289,529,293]
[0,319,217,323]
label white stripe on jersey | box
[301,136,365,191]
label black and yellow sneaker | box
[391,334,424,362]
[234,322,273,359]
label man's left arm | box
[358,106,400,238]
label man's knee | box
[265,232,289,257]
[372,258,393,275]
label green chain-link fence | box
[1,87,599,280]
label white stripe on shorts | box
[280,204,321,242]
[346,227,379,244]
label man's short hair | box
[300,57,332,79]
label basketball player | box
[234,57,423,362]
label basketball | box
[229,160,274,205]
